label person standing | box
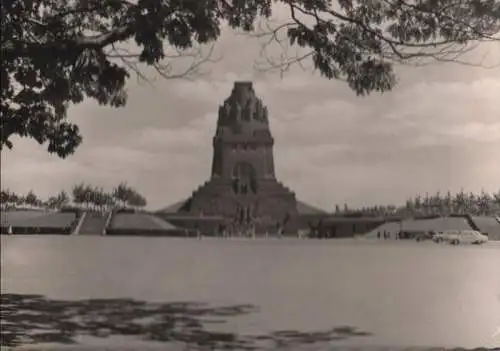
[277,221,284,238]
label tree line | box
[0,183,147,211]
[2,186,499,217]
[337,189,500,217]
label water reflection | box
[1,293,371,349]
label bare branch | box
[152,44,220,81]
[249,0,500,76]
[105,41,221,85]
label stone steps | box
[77,211,108,235]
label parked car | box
[448,230,488,245]
[434,230,488,245]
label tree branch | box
[1,24,135,57]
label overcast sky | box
[2,18,500,211]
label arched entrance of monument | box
[231,162,258,236]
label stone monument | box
[171,82,299,233]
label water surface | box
[2,237,499,349]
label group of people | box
[189,217,289,239]
[217,221,257,238]
[376,230,407,240]
[377,231,391,239]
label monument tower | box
[162,82,303,233]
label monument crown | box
[233,81,253,92]
[217,81,269,130]
[211,81,275,179]
[229,81,254,104]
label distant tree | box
[468,192,478,214]
[0,189,10,208]
[2,0,499,157]
[430,192,441,215]
[46,195,59,209]
[138,195,147,209]
[15,195,25,207]
[387,205,396,214]
[91,187,110,211]
[24,190,39,208]
[103,192,115,209]
[1,189,9,202]
[56,190,70,208]
[493,190,500,213]
[91,187,101,210]
[113,182,132,209]
[11,193,20,207]
[423,193,432,215]
[405,198,413,210]
[40,199,49,208]
[453,190,467,214]
[84,186,97,210]
[477,190,492,215]
[414,195,422,213]
[1,190,22,208]
[72,183,86,208]
[433,192,443,215]
[444,191,453,215]
[81,184,93,208]
[127,191,147,210]
[47,190,70,210]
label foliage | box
[0,190,10,205]
[3,185,499,217]
[68,181,148,210]
[56,190,70,207]
[336,189,500,217]
[112,182,148,209]
[1,0,499,157]
[257,0,499,85]
[24,190,39,206]
[112,182,131,207]
[71,183,86,206]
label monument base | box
[174,177,299,234]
